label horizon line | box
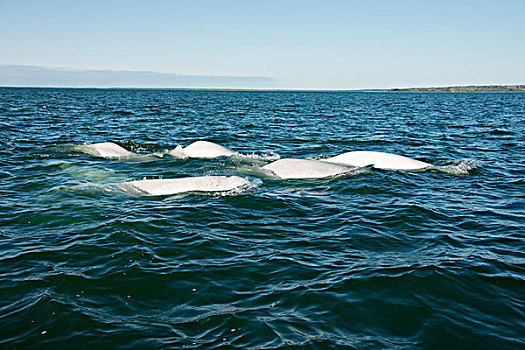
[1,84,524,93]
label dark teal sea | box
[0,88,523,349]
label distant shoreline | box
[1,85,524,92]
[361,85,525,93]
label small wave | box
[166,145,188,159]
[166,146,281,163]
[273,188,332,198]
[118,140,161,154]
[178,181,257,198]
[228,152,281,168]
[431,159,479,175]
[234,151,281,162]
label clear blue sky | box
[0,0,524,89]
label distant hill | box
[364,85,525,93]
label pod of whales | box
[63,140,473,195]
[119,175,251,196]
[76,141,431,171]
[322,151,431,170]
[262,158,363,179]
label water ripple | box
[0,88,523,348]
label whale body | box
[322,151,431,170]
[119,175,250,196]
[79,142,135,158]
[262,158,361,179]
[172,140,235,159]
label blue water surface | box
[0,88,523,349]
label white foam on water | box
[431,159,479,175]
[166,145,189,159]
[235,151,281,162]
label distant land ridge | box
[364,85,525,92]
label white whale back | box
[81,142,135,158]
[262,158,357,179]
[180,140,235,158]
[323,151,431,170]
[120,175,250,196]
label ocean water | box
[0,88,523,349]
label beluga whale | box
[118,175,252,196]
[76,142,136,158]
[169,140,236,159]
[321,151,431,171]
[262,158,367,179]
